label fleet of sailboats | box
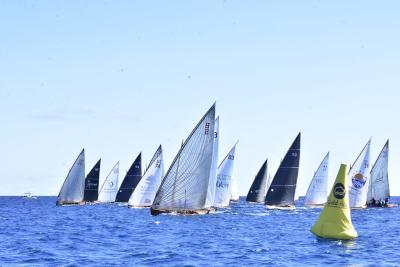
[55,104,396,214]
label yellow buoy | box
[310,164,358,240]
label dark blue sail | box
[246,159,268,203]
[115,153,142,202]
[83,159,101,202]
[265,133,301,207]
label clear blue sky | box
[1,1,399,196]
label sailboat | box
[115,154,142,202]
[348,140,371,209]
[205,117,219,210]
[128,146,164,208]
[367,140,392,207]
[83,159,101,202]
[151,104,216,215]
[98,162,119,203]
[304,152,330,207]
[265,133,301,209]
[230,177,240,202]
[214,143,238,208]
[56,149,86,206]
[246,159,268,203]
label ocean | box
[1,196,399,266]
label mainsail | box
[246,159,268,203]
[304,152,330,206]
[151,104,216,215]
[348,140,371,208]
[56,149,86,205]
[367,140,390,204]
[128,146,164,207]
[230,179,240,201]
[265,133,301,207]
[98,162,120,203]
[115,154,142,202]
[214,144,238,208]
[205,117,220,208]
[83,159,101,202]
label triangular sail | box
[246,159,268,203]
[265,133,301,207]
[56,149,85,205]
[129,146,165,207]
[83,159,101,202]
[98,162,120,203]
[151,104,216,214]
[304,153,330,206]
[214,144,238,208]
[348,140,371,208]
[205,117,219,208]
[367,140,390,203]
[115,154,142,202]
[230,179,240,201]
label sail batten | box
[304,152,330,206]
[98,162,119,203]
[246,159,268,203]
[265,133,301,207]
[367,140,390,204]
[348,140,371,208]
[214,144,238,208]
[151,104,216,214]
[56,149,86,205]
[115,154,142,202]
[83,159,101,202]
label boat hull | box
[266,205,295,210]
[150,208,211,216]
[56,201,85,206]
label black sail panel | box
[83,159,101,202]
[246,159,268,203]
[265,133,301,206]
[115,153,142,202]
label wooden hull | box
[150,208,211,216]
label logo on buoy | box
[333,183,345,199]
[352,173,366,189]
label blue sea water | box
[1,196,399,266]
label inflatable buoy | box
[310,164,358,240]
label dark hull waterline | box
[151,208,211,216]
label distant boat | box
[246,159,268,203]
[115,154,142,202]
[304,152,330,207]
[56,149,86,206]
[23,192,37,199]
[205,117,219,209]
[214,143,238,208]
[348,140,371,209]
[367,140,392,207]
[98,162,119,203]
[151,104,216,215]
[265,133,301,209]
[128,146,164,208]
[83,159,101,202]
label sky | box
[0,1,399,196]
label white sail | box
[129,146,164,207]
[151,104,216,213]
[348,140,371,208]
[205,117,219,208]
[214,144,237,208]
[57,149,86,205]
[230,179,240,201]
[98,162,120,203]
[367,141,390,203]
[304,152,330,206]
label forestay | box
[304,152,330,206]
[151,104,215,213]
[98,162,120,203]
[214,144,238,208]
[57,149,86,205]
[129,146,164,207]
[348,140,371,208]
